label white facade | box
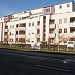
[0,1,75,46]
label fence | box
[0,43,31,49]
[40,44,75,52]
[0,43,75,52]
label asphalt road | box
[0,48,75,75]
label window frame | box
[59,19,62,24]
[29,23,31,27]
[59,29,62,33]
[64,28,67,33]
[67,4,70,7]
[64,18,67,23]
[10,25,14,29]
[59,5,62,9]
[16,31,18,35]
[32,22,34,26]
[37,21,40,25]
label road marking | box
[36,65,71,72]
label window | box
[37,38,40,42]
[32,32,34,34]
[28,33,30,35]
[44,34,45,37]
[10,32,11,35]
[16,31,18,35]
[32,22,34,26]
[22,17,27,20]
[19,30,25,34]
[10,39,11,42]
[70,17,75,23]
[50,38,55,44]
[19,38,25,42]
[37,29,40,34]
[44,29,45,32]
[43,7,50,14]
[64,28,67,33]
[59,5,62,9]
[1,18,2,20]
[59,29,62,33]
[43,38,45,41]
[32,41,34,42]
[12,39,13,42]
[43,25,46,28]
[12,33,14,35]
[19,18,21,20]
[43,16,46,20]
[10,39,13,42]
[46,8,50,12]
[64,18,67,23]
[67,4,70,7]
[16,38,18,42]
[10,25,14,29]
[49,19,55,24]
[4,38,7,42]
[5,26,8,29]
[20,23,26,27]
[49,29,54,33]
[16,24,18,28]
[4,32,7,35]
[70,27,75,33]
[29,23,31,27]
[59,19,62,24]
[37,21,40,25]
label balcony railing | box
[16,34,26,38]
[69,22,75,27]
[36,25,40,29]
[4,29,8,32]
[70,32,75,38]
[16,27,26,30]
[49,24,56,29]
[4,35,8,38]
[49,33,55,38]
[35,34,40,38]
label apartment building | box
[0,1,75,46]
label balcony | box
[4,15,12,22]
[36,25,40,29]
[70,32,75,38]
[4,29,8,32]
[49,24,56,29]
[19,12,30,18]
[4,35,8,38]
[69,22,75,27]
[10,17,19,21]
[49,33,55,38]
[16,34,26,38]
[19,38,25,43]
[16,27,26,30]
[35,34,40,38]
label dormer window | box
[59,5,62,9]
[67,4,70,7]
[43,7,51,14]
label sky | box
[0,0,74,17]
